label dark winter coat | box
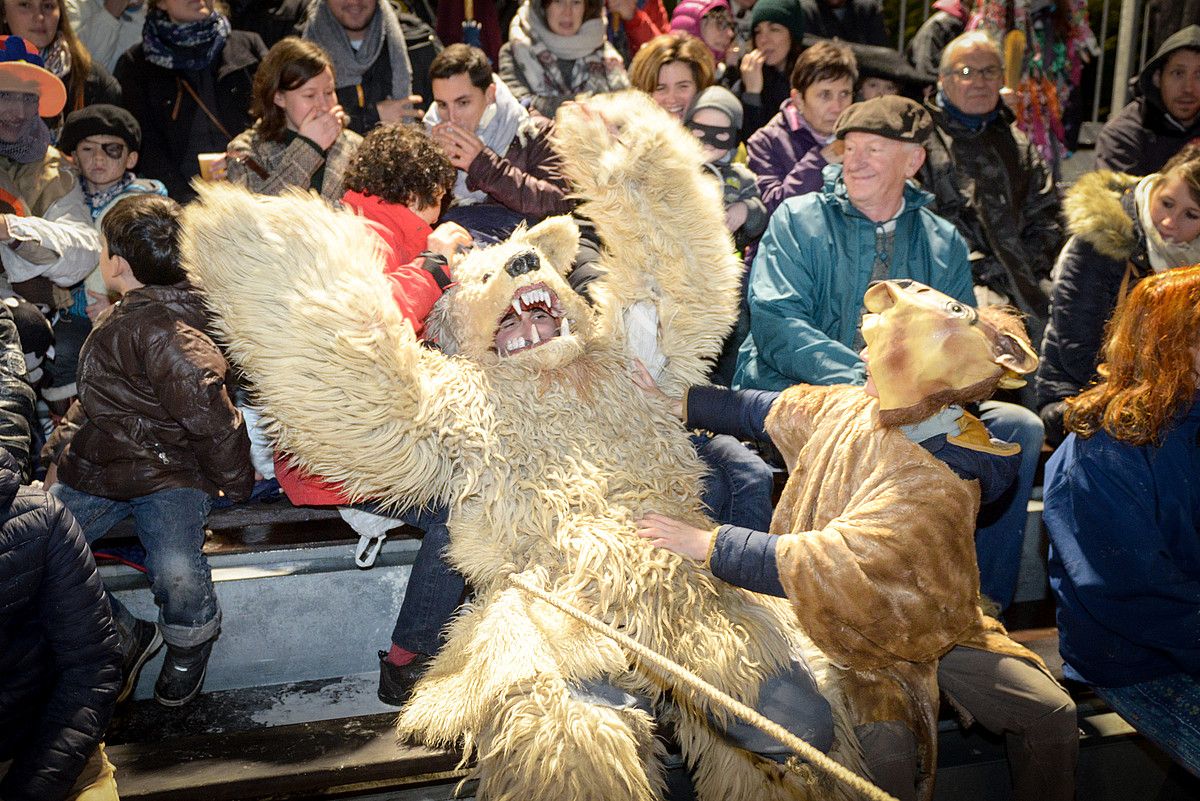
[55,283,254,502]
[799,0,887,46]
[919,98,1064,334]
[1035,170,1149,443]
[905,10,964,78]
[114,31,267,200]
[1045,396,1200,688]
[465,118,573,218]
[0,302,36,482]
[1095,25,1200,177]
[230,0,309,48]
[0,450,121,801]
[735,63,791,141]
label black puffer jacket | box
[54,282,254,502]
[0,301,37,481]
[1095,25,1200,177]
[1035,170,1148,445]
[920,99,1065,338]
[0,451,121,801]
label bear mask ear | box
[524,216,580,278]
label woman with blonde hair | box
[628,31,713,119]
[1045,264,1200,778]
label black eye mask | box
[687,121,736,151]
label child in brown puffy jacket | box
[46,194,254,709]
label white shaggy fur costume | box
[182,91,859,801]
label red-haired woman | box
[1045,264,1200,778]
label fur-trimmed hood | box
[1063,170,1140,261]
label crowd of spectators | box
[0,0,1199,797]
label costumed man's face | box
[495,304,560,355]
[432,72,496,132]
[1155,49,1200,125]
[940,43,1003,116]
[860,280,1037,423]
[0,89,36,143]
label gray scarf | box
[303,0,412,100]
[424,76,528,205]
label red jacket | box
[274,190,448,506]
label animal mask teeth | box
[506,336,527,352]
[561,317,571,336]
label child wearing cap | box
[684,85,766,249]
[59,104,167,223]
[59,103,167,322]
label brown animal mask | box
[861,280,1039,426]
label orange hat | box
[0,36,66,117]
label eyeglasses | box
[945,64,1003,82]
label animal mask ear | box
[994,331,1040,389]
[524,216,580,277]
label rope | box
[508,573,898,801]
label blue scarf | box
[936,89,1000,133]
[142,7,231,71]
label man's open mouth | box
[496,282,571,355]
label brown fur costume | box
[180,91,864,801]
[761,280,1049,799]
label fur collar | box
[1063,170,1140,261]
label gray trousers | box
[856,645,1079,801]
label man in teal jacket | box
[735,95,974,391]
[734,95,1041,615]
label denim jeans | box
[1097,674,1200,778]
[383,504,465,656]
[51,483,220,649]
[692,432,775,532]
[976,400,1044,612]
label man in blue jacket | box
[735,94,1043,613]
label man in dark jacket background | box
[0,290,122,801]
[919,30,1064,351]
[1096,25,1200,177]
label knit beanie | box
[687,84,743,131]
[670,0,731,39]
[749,0,805,44]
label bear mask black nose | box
[505,251,540,278]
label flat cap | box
[834,95,932,143]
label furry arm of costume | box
[551,92,743,397]
[179,183,465,511]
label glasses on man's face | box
[946,64,1003,82]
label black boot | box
[377,650,432,707]
[117,619,163,703]
[154,641,213,707]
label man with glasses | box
[918,30,1059,616]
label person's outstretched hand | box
[630,359,683,420]
[636,512,713,561]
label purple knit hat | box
[670,0,732,57]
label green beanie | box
[749,0,805,46]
